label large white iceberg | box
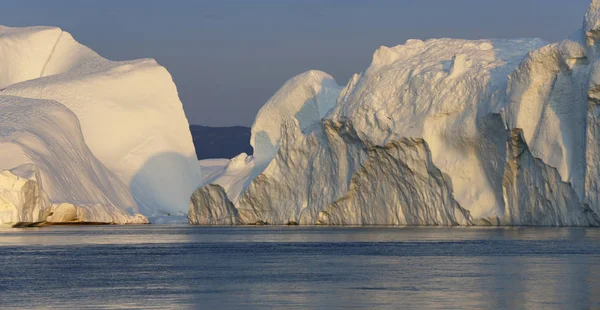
[0,26,202,224]
[190,0,600,227]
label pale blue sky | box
[1,0,591,126]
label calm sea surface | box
[0,225,599,309]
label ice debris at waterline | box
[0,26,203,225]
[189,1,600,227]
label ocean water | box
[0,225,599,309]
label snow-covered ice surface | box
[0,25,202,224]
[190,0,600,226]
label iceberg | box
[0,26,202,224]
[190,0,600,227]
[0,26,202,217]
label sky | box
[0,0,592,126]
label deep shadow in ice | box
[129,151,201,216]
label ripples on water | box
[0,226,599,309]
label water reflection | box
[0,226,598,309]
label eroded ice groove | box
[187,0,600,226]
[320,139,472,226]
[188,184,238,225]
[0,97,147,225]
[235,119,369,225]
[503,129,600,226]
[585,59,600,213]
[0,26,202,216]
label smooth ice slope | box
[0,96,147,225]
[251,70,342,161]
[0,26,202,216]
[191,0,600,227]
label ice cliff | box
[190,0,600,227]
[0,26,202,224]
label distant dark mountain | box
[190,125,253,160]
